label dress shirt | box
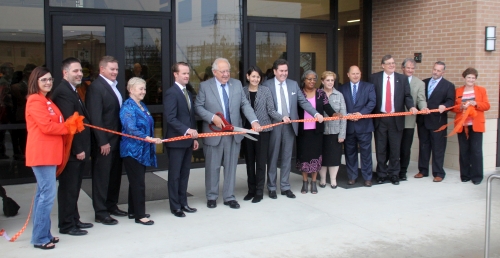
[175,81,191,136]
[428,77,443,97]
[212,78,258,124]
[381,72,395,113]
[99,74,122,107]
[408,76,412,84]
[274,77,290,115]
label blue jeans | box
[31,166,56,245]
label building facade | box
[0,0,498,184]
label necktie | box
[385,76,392,113]
[428,79,437,97]
[279,82,289,117]
[182,88,191,110]
[352,84,357,104]
[221,84,231,123]
[75,88,84,108]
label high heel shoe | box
[301,180,308,194]
[311,181,318,194]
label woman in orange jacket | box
[25,67,68,250]
[452,68,490,185]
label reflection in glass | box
[151,113,164,154]
[0,2,44,177]
[63,26,106,101]
[176,0,242,93]
[255,32,286,81]
[50,0,171,12]
[300,33,327,87]
[248,0,330,20]
[124,27,162,105]
[338,0,363,84]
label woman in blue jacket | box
[120,77,162,225]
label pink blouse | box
[304,97,316,130]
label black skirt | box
[322,134,342,166]
[296,130,323,173]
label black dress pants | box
[417,123,447,178]
[243,131,270,196]
[58,159,85,231]
[123,156,146,219]
[91,150,122,219]
[167,146,193,211]
[457,126,483,183]
[375,117,403,178]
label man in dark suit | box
[371,55,417,185]
[194,58,261,209]
[415,61,455,182]
[51,57,93,235]
[86,56,125,225]
[339,65,376,187]
[262,59,323,199]
[164,62,199,217]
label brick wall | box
[371,0,500,170]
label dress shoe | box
[473,181,481,185]
[414,173,426,178]
[207,200,217,208]
[243,193,255,201]
[95,216,118,225]
[108,208,127,217]
[223,200,240,209]
[135,219,154,225]
[319,183,326,188]
[252,195,263,203]
[171,209,186,217]
[76,221,93,229]
[399,174,407,180]
[364,180,372,187]
[60,227,88,236]
[390,176,400,185]
[181,206,197,213]
[281,190,296,199]
[347,179,355,185]
[331,184,337,189]
[377,177,387,184]
[462,179,471,183]
[128,214,150,219]
[433,176,443,182]
[269,191,277,199]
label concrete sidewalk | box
[2,162,500,258]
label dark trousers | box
[417,123,447,178]
[57,159,85,231]
[167,147,193,211]
[374,117,403,178]
[10,128,26,157]
[399,128,415,176]
[243,131,270,196]
[91,150,122,219]
[344,132,373,181]
[457,126,483,183]
[123,157,146,219]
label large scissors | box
[209,112,259,141]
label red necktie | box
[385,76,392,113]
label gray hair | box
[212,58,231,71]
[127,77,146,91]
[301,70,317,82]
[401,58,416,68]
[435,61,446,70]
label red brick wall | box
[372,0,500,119]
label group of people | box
[24,54,490,250]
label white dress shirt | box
[99,74,122,107]
[273,77,290,115]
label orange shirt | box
[452,85,490,133]
[25,93,68,166]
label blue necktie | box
[352,84,357,103]
[221,84,231,124]
[428,80,437,97]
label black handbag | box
[0,185,20,217]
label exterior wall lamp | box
[485,26,496,51]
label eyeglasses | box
[39,78,54,83]
[306,78,317,81]
[217,70,231,75]
[384,62,396,65]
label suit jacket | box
[416,77,455,130]
[297,89,335,135]
[194,77,257,146]
[404,76,427,128]
[339,80,376,134]
[119,98,157,167]
[85,75,122,151]
[242,85,282,132]
[164,83,196,148]
[25,93,68,166]
[452,85,490,133]
[370,71,414,131]
[262,78,318,136]
[51,79,91,161]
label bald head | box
[347,65,361,84]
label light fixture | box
[485,26,496,51]
[347,19,360,23]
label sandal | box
[311,181,318,194]
[301,180,308,194]
[34,242,55,250]
[51,237,59,243]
